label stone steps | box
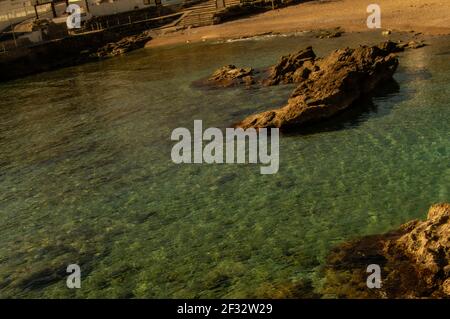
[177,0,243,28]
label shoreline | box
[145,0,450,49]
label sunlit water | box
[0,32,449,298]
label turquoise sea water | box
[0,32,449,298]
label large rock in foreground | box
[322,203,450,298]
[236,45,399,130]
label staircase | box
[223,0,241,7]
[177,0,242,29]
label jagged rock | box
[206,65,255,88]
[389,203,450,289]
[322,203,450,298]
[379,40,427,54]
[236,44,399,130]
[263,46,317,86]
[379,40,406,53]
[94,31,152,58]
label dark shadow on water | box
[435,50,450,56]
[281,78,402,137]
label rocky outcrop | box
[322,203,450,298]
[379,40,427,53]
[236,44,399,130]
[263,46,317,86]
[206,65,255,88]
[389,203,450,294]
[94,31,153,58]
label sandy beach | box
[146,0,450,48]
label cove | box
[0,33,448,298]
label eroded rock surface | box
[94,31,153,58]
[379,40,427,53]
[263,46,317,86]
[206,65,255,88]
[322,203,450,298]
[236,44,399,129]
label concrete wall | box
[1,0,185,25]
[0,0,51,31]
[161,0,183,5]
[0,0,184,31]
[65,0,184,17]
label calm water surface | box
[0,33,449,298]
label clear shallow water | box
[0,33,449,298]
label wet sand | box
[146,0,450,48]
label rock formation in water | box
[206,65,255,88]
[322,203,450,298]
[236,44,399,130]
[94,31,153,58]
[379,40,427,53]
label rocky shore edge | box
[93,31,153,58]
[322,203,450,298]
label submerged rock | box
[206,65,255,88]
[236,44,399,130]
[379,40,427,53]
[322,203,450,298]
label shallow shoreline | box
[146,0,450,49]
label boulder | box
[263,46,317,86]
[388,203,450,289]
[378,40,406,53]
[236,45,399,130]
[206,65,255,88]
[379,40,427,54]
[322,203,450,298]
[94,31,152,58]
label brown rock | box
[322,203,450,298]
[378,40,427,54]
[378,40,406,53]
[207,65,255,88]
[236,45,399,130]
[263,46,317,86]
[443,278,450,295]
[94,31,152,58]
[390,203,450,289]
